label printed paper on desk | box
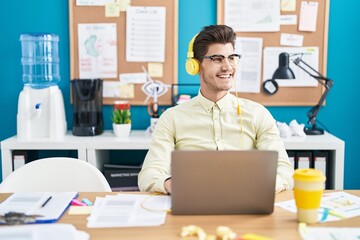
[87,194,171,228]
[275,191,360,222]
[299,1,319,32]
[299,227,360,240]
[0,223,89,240]
[280,33,304,47]
[320,191,360,218]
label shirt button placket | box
[213,105,223,150]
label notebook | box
[171,150,278,215]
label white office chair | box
[0,157,112,192]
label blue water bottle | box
[20,33,60,88]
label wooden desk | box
[1,191,358,240]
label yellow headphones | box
[185,34,200,75]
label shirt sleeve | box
[138,110,174,193]
[255,107,294,193]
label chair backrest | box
[0,157,112,192]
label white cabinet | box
[86,131,151,170]
[1,131,345,189]
[283,132,345,190]
[1,133,88,180]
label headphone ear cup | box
[185,58,200,75]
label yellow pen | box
[328,210,346,219]
[240,233,272,240]
[320,207,346,221]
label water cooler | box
[71,79,103,136]
[17,33,67,140]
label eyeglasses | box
[199,54,242,66]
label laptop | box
[171,150,278,215]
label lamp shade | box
[272,52,295,79]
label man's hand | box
[164,178,172,194]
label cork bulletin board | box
[217,0,330,106]
[69,0,178,105]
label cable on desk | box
[140,192,171,213]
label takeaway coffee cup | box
[293,168,326,224]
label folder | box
[13,155,25,171]
[287,151,296,169]
[314,151,328,188]
[0,192,78,223]
[12,150,27,171]
[103,164,141,191]
[314,151,327,175]
[295,151,312,169]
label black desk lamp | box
[263,52,334,135]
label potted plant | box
[112,101,131,137]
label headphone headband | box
[187,34,198,58]
[185,34,200,75]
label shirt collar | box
[197,91,234,113]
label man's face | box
[198,43,237,97]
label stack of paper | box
[0,223,89,240]
[275,192,360,222]
[299,226,360,240]
[87,193,171,228]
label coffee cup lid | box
[293,168,326,182]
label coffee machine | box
[71,79,103,136]
[17,33,67,140]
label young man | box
[138,25,294,194]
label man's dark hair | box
[193,25,236,60]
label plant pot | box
[113,123,131,138]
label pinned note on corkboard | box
[69,0,178,105]
[217,0,330,106]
